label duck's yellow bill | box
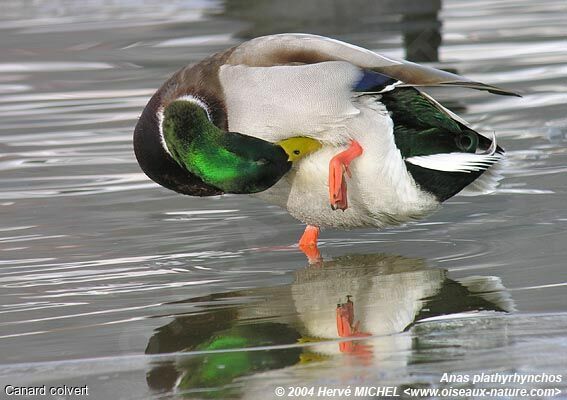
[277,137,322,162]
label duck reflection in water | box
[145,254,514,397]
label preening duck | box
[134,33,518,261]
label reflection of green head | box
[162,101,321,194]
[176,323,301,397]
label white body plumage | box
[140,34,511,234]
[220,61,439,228]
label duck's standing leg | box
[329,140,363,210]
[298,225,321,263]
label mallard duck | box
[134,34,518,259]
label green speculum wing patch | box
[381,87,492,202]
[381,87,479,158]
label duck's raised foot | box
[329,140,363,211]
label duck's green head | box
[162,100,321,194]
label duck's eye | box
[256,158,269,165]
[293,150,300,155]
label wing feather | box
[227,33,520,97]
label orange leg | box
[298,225,321,263]
[329,140,363,211]
[336,296,372,357]
[336,303,353,337]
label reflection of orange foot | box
[336,297,371,356]
[336,298,355,337]
[298,225,321,264]
[339,340,373,356]
[329,140,363,211]
[336,298,371,338]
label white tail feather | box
[482,131,498,155]
[458,157,506,196]
[406,152,503,173]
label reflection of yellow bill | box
[299,350,330,364]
